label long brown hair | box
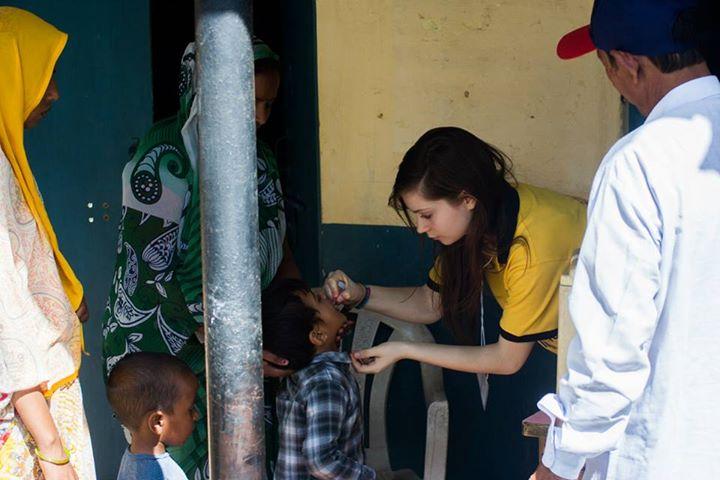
[389,127,516,344]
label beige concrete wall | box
[316,0,624,226]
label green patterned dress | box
[101,43,285,479]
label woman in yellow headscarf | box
[0,7,95,480]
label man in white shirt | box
[532,0,720,479]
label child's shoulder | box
[118,450,188,480]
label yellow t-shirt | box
[428,183,586,353]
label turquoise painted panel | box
[7,1,153,478]
[320,223,435,285]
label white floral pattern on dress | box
[142,226,178,271]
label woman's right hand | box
[39,457,79,480]
[323,270,365,307]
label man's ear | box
[309,326,327,347]
[147,411,164,436]
[610,50,641,84]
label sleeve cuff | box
[542,444,585,480]
[538,393,586,479]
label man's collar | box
[646,75,720,124]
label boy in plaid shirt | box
[262,279,375,480]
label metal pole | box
[195,1,264,479]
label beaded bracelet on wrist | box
[355,285,371,309]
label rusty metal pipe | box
[195,1,265,478]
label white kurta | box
[539,75,720,479]
[0,149,81,394]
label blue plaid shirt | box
[274,351,375,480]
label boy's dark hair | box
[262,278,319,371]
[106,352,197,430]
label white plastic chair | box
[351,310,449,480]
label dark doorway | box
[149,0,321,284]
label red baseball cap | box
[556,25,595,60]
[556,0,699,60]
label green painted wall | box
[8,1,153,478]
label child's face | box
[297,290,348,349]
[159,376,200,447]
[255,70,280,128]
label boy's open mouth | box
[335,317,357,346]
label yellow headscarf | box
[0,7,83,309]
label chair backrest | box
[351,310,447,474]
[556,254,578,388]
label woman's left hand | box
[351,342,408,374]
[75,297,89,323]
